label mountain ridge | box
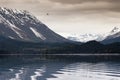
[65,27,120,43]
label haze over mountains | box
[0,7,68,43]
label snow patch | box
[6,20,21,31]
[8,36,15,39]
[11,28,23,39]
[110,27,120,35]
[30,27,46,40]
[0,14,24,39]
[6,20,24,39]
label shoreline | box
[0,53,120,56]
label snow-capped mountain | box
[65,34,105,42]
[110,27,120,34]
[0,7,68,43]
[102,27,120,44]
[105,27,120,39]
[64,27,120,43]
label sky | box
[0,0,120,36]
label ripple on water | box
[30,66,46,80]
[47,63,120,80]
[0,61,120,80]
[9,68,24,80]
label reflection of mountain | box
[0,57,120,80]
[0,58,68,80]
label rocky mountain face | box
[0,7,68,43]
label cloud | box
[0,0,120,14]
[0,0,119,19]
[0,0,54,15]
[50,0,120,4]
[49,0,120,14]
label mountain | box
[102,27,120,44]
[78,41,120,53]
[65,27,120,44]
[78,41,104,53]
[65,33,105,42]
[0,7,68,43]
[109,27,120,36]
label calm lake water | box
[0,55,120,80]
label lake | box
[0,54,120,80]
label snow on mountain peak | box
[65,27,120,42]
[104,27,120,40]
[110,27,120,35]
[63,33,105,42]
[0,7,43,25]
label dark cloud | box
[48,0,120,14]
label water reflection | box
[0,57,120,80]
[48,62,120,80]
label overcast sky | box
[0,0,120,35]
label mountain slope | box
[0,7,68,43]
